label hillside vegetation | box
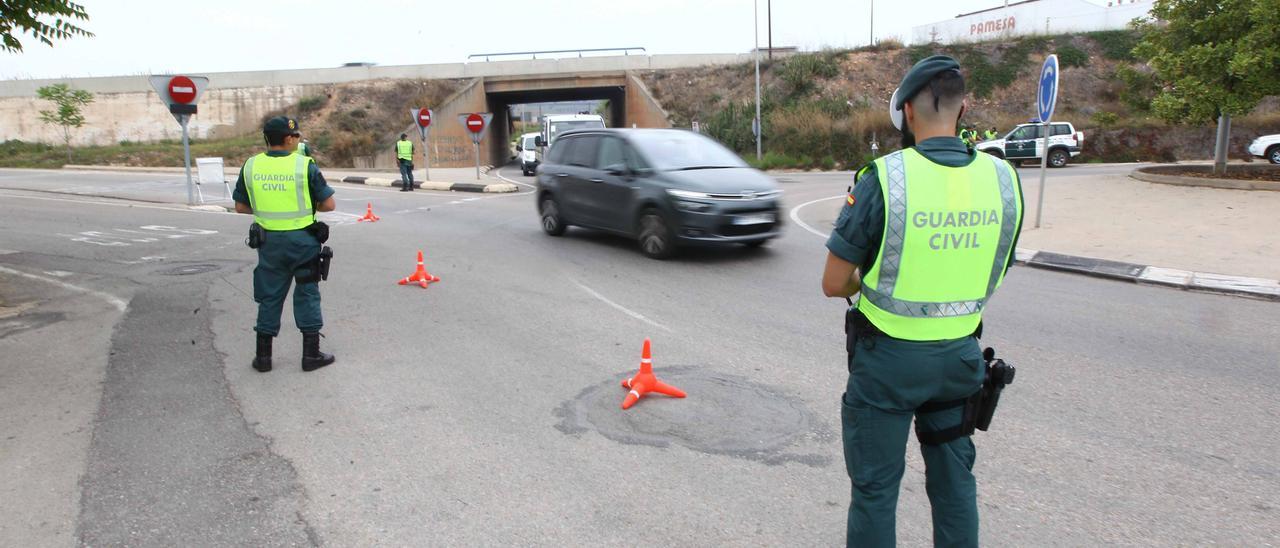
[640,30,1280,169]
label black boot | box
[301,332,335,372]
[252,333,273,372]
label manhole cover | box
[157,263,220,276]
[555,366,833,467]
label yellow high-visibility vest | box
[856,148,1023,341]
[243,153,315,231]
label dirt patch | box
[1143,164,1280,182]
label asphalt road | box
[0,164,1275,547]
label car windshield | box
[549,120,604,141]
[522,136,537,149]
[628,131,748,171]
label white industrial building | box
[911,0,1154,44]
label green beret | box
[894,55,962,110]
[263,116,300,135]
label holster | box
[915,347,1017,446]
[246,223,265,249]
[297,246,333,284]
[305,220,330,244]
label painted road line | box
[0,265,127,312]
[0,191,231,215]
[572,279,671,333]
[789,194,844,238]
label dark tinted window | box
[628,130,747,171]
[596,137,626,169]
[1010,126,1044,140]
[566,135,599,168]
[547,136,575,164]
[1051,124,1072,136]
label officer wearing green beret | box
[821,56,1024,547]
[234,116,337,373]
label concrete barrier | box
[1131,165,1280,191]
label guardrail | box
[468,47,647,62]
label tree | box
[1134,0,1280,173]
[1,1,93,53]
[37,83,93,163]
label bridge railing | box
[468,47,647,62]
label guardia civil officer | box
[821,56,1024,547]
[234,116,337,373]
[396,133,415,191]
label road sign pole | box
[422,129,431,183]
[181,115,194,205]
[1035,121,1048,229]
[475,142,481,180]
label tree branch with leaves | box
[37,83,93,163]
[1,0,93,53]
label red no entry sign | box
[168,76,197,104]
[418,109,432,127]
[466,113,484,134]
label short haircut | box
[265,132,289,146]
[910,69,965,119]
[400,133,407,139]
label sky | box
[1,0,1092,80]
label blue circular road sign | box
[1038,54,1059,123]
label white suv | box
[1248,134,1280,165]
[976,122,1084,167]
[517,132,539,175]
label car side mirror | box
[516,146,523,152]
[535,136,546,147]
[604,163,629,177]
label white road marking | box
[789,194,845,238]
[0,265,127,312]
[0,191,230,214]
[571,279,671,332]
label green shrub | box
[297,95,327,113]
[1085,30,1142,61]
[1113,66,1159,112]
[1091,111,1120,127]
[1057,44,1090,68]
[779,52,841,97]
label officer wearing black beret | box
[821,56,1025,547]
[234,116,338,373]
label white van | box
[517,132,540,176]
[537,114,606,152]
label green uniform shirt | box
[826,137,1023,275]
[233,150,335,214]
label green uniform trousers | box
[253,228,323,336]
[842,330,985,548]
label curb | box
[1014,249,1280,301]
[1130,167,1280,191]
[337,172,516,193]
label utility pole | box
[754,0,763,161]
[870,0,875,46]
[767,0,773,61]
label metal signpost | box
[412,108,433,182]
[1034,54,1059,229]
[149,75,209,205]
[457,112,493,180]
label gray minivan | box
[535,129,783,259]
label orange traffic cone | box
[357,202,380,222]
[621,338,685,409]
[397,250,440,288]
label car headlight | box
[674,200,712,212]
[667,188,710,199]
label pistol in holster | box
[246,223,266,249]
[914,346,1017,446]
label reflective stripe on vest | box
[396,140,413,160]
[243,153,314,231]
[857,149,1022,341]
[297,142,308,156]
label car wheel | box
[1268,146,1280,165]
[540,196,566,236]
[637,210,676,259]
[1048,149,1069,168]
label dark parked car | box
[535,129,783,259]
